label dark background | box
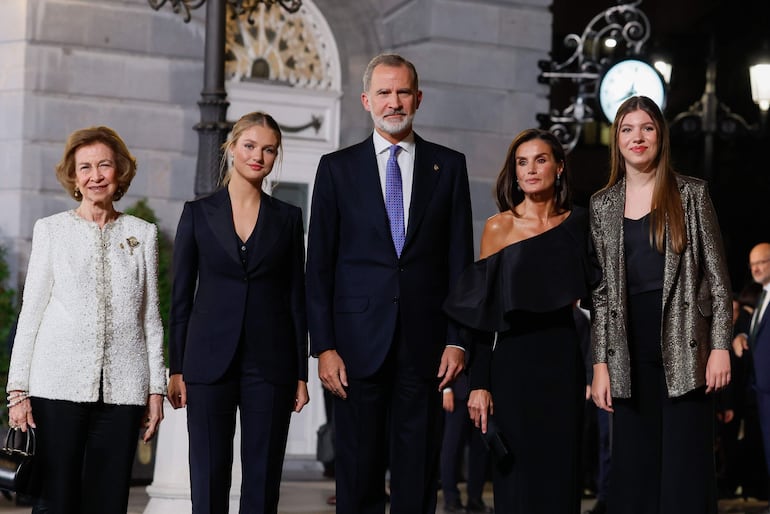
[548,0,770,290]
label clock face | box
[598,59,666,122]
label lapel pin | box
[433,164,439,172]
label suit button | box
[392,297,399,303]
[607,349,615,357]
[683,301,689,307]
[243,276,248,282]
[689,339,697,348]
[399,267,404,272]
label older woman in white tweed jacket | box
[6,126,166,514]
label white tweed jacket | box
[7,211,167,405]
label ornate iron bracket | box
[278,115,323,134]
[536,0,652,153]
[148,0,302,24]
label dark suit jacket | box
[751,293,770,393]
[169,188,308,385]
[306,133,474,379]
[590,174,732,398]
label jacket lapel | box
[661,180,684,309]
[404,134,440,249]
[203,189,241,267]
[356,137,395,250]
[604,180,626,297]
[247,194,287,273]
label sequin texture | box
[7,210,167,405]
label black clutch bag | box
[0,427,36,494]
[479,415,513,471]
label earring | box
[556,174,561,187]
[74,187,82,200]
[516,180,521,191]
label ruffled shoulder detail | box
[443,206,600,331]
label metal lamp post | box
[668,38,770,182]
[147,0,302,196]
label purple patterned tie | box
[385,144,405,256]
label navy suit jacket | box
[752,297,770,393]
[306,133,474,379]
[169,188,308,385]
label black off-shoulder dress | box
[443,206,599,514]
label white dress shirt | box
[373,130,415,229]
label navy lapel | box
[355,137,394,248]
[247,194,288,273]
[202,189,241,267]
[756,300,770,345]
[405,134,440,248]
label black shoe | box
[466,498,494,513]
[584,499,607,514]
[444,498,465,512]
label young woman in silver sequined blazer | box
[590,96,732,514]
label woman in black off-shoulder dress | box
[444,129,599,514]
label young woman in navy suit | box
[168,112,309,514]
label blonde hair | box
[219,112,283,187]
[55,126,136,202]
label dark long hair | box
[495,128,570,214]
[605,95,685,254]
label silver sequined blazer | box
[589,174,732,398]
[7,211,167,405]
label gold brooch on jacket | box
[119,236,141,255]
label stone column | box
[143,398,244,514]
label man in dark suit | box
[306,53,474,514]
[440,369,492,513]
[735,242,770,513]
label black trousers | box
[609,365,716,514]
[609,290,716,514]
[333,323,443,514]
[30,397,144,514]
[186,366,294,514]
[439,394,489,506]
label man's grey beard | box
[372,111,414,136]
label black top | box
[623,214,664,296]
[443,206,601,333]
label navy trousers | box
[186,364,294,514]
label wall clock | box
[598,59,666,122]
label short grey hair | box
[362,54,419,93]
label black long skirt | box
[490,306,584,514]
